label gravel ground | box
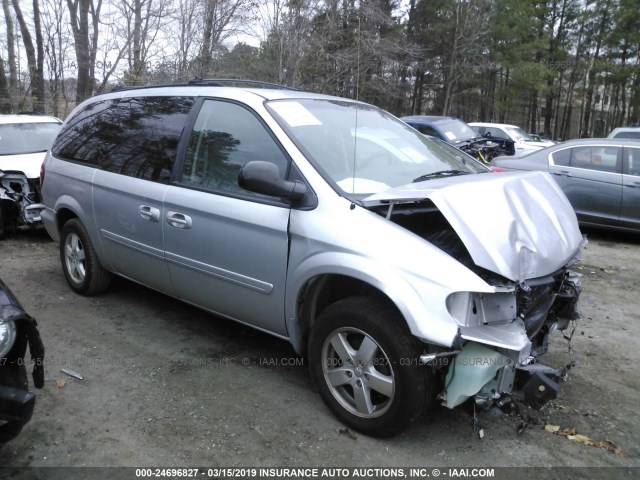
[0,227,638,477]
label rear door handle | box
[139,205,160,222]
[167,211,192,229]
[626,181,640,188]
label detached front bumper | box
[0,385,36,441]
[439,269,581,410]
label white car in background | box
[470,122,555,155]
[0,114,62,237]
[607,126,640,140]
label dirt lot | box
[0,227,639,473]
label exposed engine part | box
[0,172,44,236]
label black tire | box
[308,296,433,437]
[60,218,111,295]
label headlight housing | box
[446,291,517,327]
[0,318,17,358]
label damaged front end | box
[0,170,45,237]
[441,269,581,410]
[364,171,584,412]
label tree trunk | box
[2,0,18,112]
[0,56,11,113]
[67,0,95,103]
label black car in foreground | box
[0,278,44,442]
[490,138,640,233]
[401,115,515,162]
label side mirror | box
[238,161,306,201]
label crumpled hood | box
[363,171,583,282]
[0,152,46,179]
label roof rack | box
[109,78,298,93]
[186,78,298,90]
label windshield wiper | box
[412,170,470,183]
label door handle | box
[554,170,572,177]
[625,181,640,188]
[139,205,160,222]
[167,211,192,229]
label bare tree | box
[0,54,11,112]
[67,0,102,103]
[197,0,256,77]
[43,0,72,116]
[2,0,19,111]
[117,0,172,85]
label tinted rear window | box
[52,96,194,183]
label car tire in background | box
[308,296,434,437]
[60,219,111,296]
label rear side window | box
[52,96,194,183]
[569,146,620,173]
[626,147,640,176]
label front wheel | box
[60,219,111,295]
[308,296,433,437]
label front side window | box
[181,100,289,197]
[487,127,509,140]
[0,122,61,155]
[267,99,487,196]
[52,96,194,183]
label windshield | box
[267,99,487,196]
[505,126,535,142]
[0,122,61,155]
[434,119,478,143]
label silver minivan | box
[41,81,583,437]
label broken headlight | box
[0,317,17,358]
[446,291,517,327]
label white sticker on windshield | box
[443,131,456,140]
[400,147,427,163]
[269,102,322,127]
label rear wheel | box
[60,219,111,295]
[308,296,433,437]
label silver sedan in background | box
[490,138,640,233]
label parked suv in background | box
[0,114,61,238]
[41,80,583,437]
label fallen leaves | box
[544,424,625,456]
[55,379,66,388]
